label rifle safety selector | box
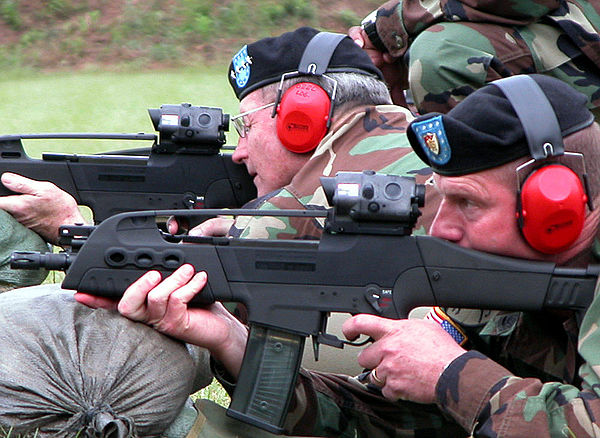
[364,284,393,314]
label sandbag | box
[0,284,200,437]
[0,209,49,291]
[185,344,213,395]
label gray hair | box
[564,121,600,200]
[258,72,392,114]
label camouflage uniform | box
[229,104,439,240]
[370,0,600,116]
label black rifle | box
[10,171,600,434]
[0,104,256,223]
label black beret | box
[228,27,383,101]
[407,74,595,176]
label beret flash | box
[228,26,383,101]
[407,74,595,176]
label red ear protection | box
[518,164,588,254]
[275,82,331,154]
[493,75,592,255]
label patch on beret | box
[410,115,451,166]
[231,45,251,89]
[407,74,595,176]
[228,27,383,101]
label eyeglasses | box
[231,102,276,137]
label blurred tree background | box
[0,0,381,71]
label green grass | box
[193,378,231,407]
[0,68,235,435]
[0,67,241,156]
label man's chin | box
[254,180,264,197]
[254,178,269,198]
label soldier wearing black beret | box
[84,73,600,438]
[221,26,440,240]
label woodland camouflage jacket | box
[371,0,600,115]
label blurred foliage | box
[0,0,382,70]
[0,426,37,438]
[192,378,231,407]
[337,9,361,28]
[0,0,20,30]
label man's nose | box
[429,204,462,243]
[231,141,247,164]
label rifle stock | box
[10,172,600,433]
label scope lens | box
[198,113,212,126]
[385,183,402,199]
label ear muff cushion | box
[520,164,588,254]
[276,82,331,154]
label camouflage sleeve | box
[405,16,600,114]
[407,20,538,114]
[231,188,326,240]
[373,0,561,58]
[284,369,466,437]
[436,290,600,437]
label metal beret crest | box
[410,115,451,166]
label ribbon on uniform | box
[424,306,468,346]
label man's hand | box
[348,26,392,67]
[0,172,86,244]
[74,264,248,378]
[343,315,466,403]
[167,216,235,237]
[348,26,409,107]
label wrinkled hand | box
[74,264,248,377]
[0,172,86,244]
[167,216,235,237]
[348,26,409,107]
[343,315,466,403]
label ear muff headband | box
[298,32,346,76]
[274,32,345,154]
[494,76,564,160]
[494,75,589,254]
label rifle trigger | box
[311,336,320,361]
[316,333,345,349]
